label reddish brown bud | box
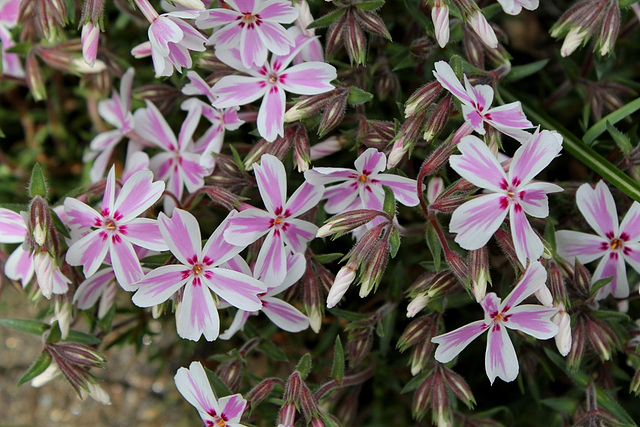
[216,358,243,391]
[346,325,373,367]
[283,371,302,404]
[199,186,246,211]
[463,26,485,69]
[26,53,46,101]
[291,123,311,172]
[133,84,183,115]
[494,228,522,270]
[567,314,586,370]
[419,142,455,177]
[442,367,475,408]
[245,378,282,410]
[354,9,391,40]
[345,9,367,65]
[318,89,349,137]
[444,249,468,284]
[572,258,592,300]
[405,81,443,117]
[409,36,435,58]
[325,14,347,58]
[423,95,453,142]
[398,312,440,352]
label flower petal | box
[64,198,101,230]
[132,265,190,306]
[203,268,265,311]
[66,229,109,278]
[501,260,546,311]
[254,229,287,287]
[74,268,115,309]
[323,182,360,214]
[432,61,473,105]
[262,296,309,332]
[177,278,220,341]
[113,169,165,222]
[278,62,336,95]
[281,218,317,253]
[556,230,608,264]
[449,135,507,192]
[254,154,287,213]
[374,173,420,207]
[5,246,34,286]
[174,362,220,416]
[509,129,562,188]
[218,394,247,423]
[0,208,27,243]
[223,209,273,247]
[518,182,563,218]
[211,75,267,108]
[257,85,285,142]
[255,21,294,56]
[158,209,202,265]
[592,250,628,299]
[504,305,559,339]
[485,102,533,130]
[619,201,640,242]
[354,148,387,176]
[284,182,324,217]
[509,203,543,266]
[202,212,245,265]
[485,322,518,384]
[432,320,488,363]
[450,193,508,250]
[110,238,144,289]
[240,26,267,67]
[134,101,179,151]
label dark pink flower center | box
[237,12,262,29]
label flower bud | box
[442,367,475,408]
[572,258,592,300]
[303,263,324,333]
[309,136,347,161]
[387,137,409,169]
[467,11,498,49]
[431,0,450,48]
[278,402,297,426]
[283,371,302,404]
[535,285,553,307]
[428,194,468,213]
[26,53,47,101]
[326,267,356,308]
[561,27,589,57]
[358,120,395,150]
[34,252,70,299]
[81,22,99,67]
[426,177,445,204]
[596,4,619,56]
[54,299,72,339]
[316,209,382,238]
[468,247,489,302]
[131,41,152,58]
[423,96,452,142]
[325,14,347,59]
[246,378,282,410]
[586,315,618,361]
[216,358,243,391]
[358,240,389,297]
[553,304,572,356]
[407,295,429,318]
[318,90,349,137]
[346,325,373,367]
[567,315,586,370]
[172,0,205,9]
[354,9,391,40]
[444,249,468,284]
[344,9,367,65]
[404,81,442,118]
[290,123,311,172]
[298,384,319,421]
[398,313,440,351]
[494,229,521,269]
[419,142,455,177]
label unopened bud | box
[316,209,382,238]
[410,338,432,375]
[423,96,452,142]
[283,371,302,404]
[597,4,619,56]
[172,0,205,9]
[318,91,348,137]
[344,9,367,65]
[535,284,553,307]
[467,11,498,49]
[553,304,572,357]
[432,0,450,48]
[463,26,484,69]
[291,123,311,172]
[398,313,439,351]
[131,41,152,58]
[387,137,409,169]
[81,22,99,67]
[346,325,373,367]
[567,315,586,370]
[359,240,390,297]
[278,402,297,426]
[54,300,72,339]
[561,27,589,57]
[26,53,46,101]
[216,358,243,391]
[468,247,489,302]
[246,378,281,410]
[426,177,445,204]
[444,249,468,284]
[572,258,591,300]
[419,142,455,177]
[442,367,475,408]
[327,267,356,308]
[407,295,429,318]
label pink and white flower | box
[210,40,336,142]
[133,0,207,76]
[304,148,420,214]
[219,252,309,339]
[223,154,323,287]
[64,167,167,288]
[449,130,563,266]
[433,61,533,141]
[175,361,248,427]
[431,261,558,384]
[132,209,267,341]
[196,0,299,68]
[133,100,210,212]
[290,0,324,64]
[0,208,34,287]
[0,0,24,78]
[556,181,640,300]
[497,0,539,15]
[85,68,136,182]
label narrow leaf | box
[606,120,633,155]
[583,97,640,145]
[331,336,345,382]
[505,60,549,82]
[347,86,374,105]
[0,318,48,335]
[17,352,52,387]
[306,8,346,30]
[382,185,396,218]
[297,353,312,380]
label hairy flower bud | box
[463,25,484,69]
[553,304,572,356]
[327,266,356,308]
[318,90,349,137]
[561,27,589,57]
[596,4,619,56]
[405,82,442,118]
[359,240,390,298]
[345,9,367,65]
[423,96,452,142]
[467,11,498,49]
[26,53,47,101]
[216,358,243,391]
[387,137,409,169]
[346,325,373,367]
[469,247,489,302]
[317,209,382,238]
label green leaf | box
[544,220,557,255]
[505,59,549,82]
[606,120,633,155]
[543,347,589,387]
[347,86,374,105]
[65,330,101,346]
[354,0,385,10]
[306,8,346,30]
[425,221,442,270]
[29,164,47,197]
[589,276,614,298]
[0,318,48,335]
[140,253,173,265]
[315,253,343,264]
[296,353,312,380]
[596,387,637,426]
[205,367,233,398]
[328,308,369,322]
[540,397,578,413]
[17,351,52,387]
[583,97,640,145]
[228,144,246,173]
[46,321,62,344]
[392,53,418,72]
[331,336,345,382]
[50,206,70,239]
[401,371,429,393]
[382,185,396,217]
[389,229,400,258]
[5,42,32,54]
[258,339,289,362]
[505,92,640,203]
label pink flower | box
[432,261,558,384]
[73,268,118,319]
[84,68,136,182]
[557,181,640,300]
[223,154,323,287]
[81,22,100,66]
[290,0,324,64]
[132,209,267,341]
[0,208,34,287]
[175,361,248,427]
[64,167,167,288]
[304,148,419,214]
[132,0,207,76]
[219,252,309,339]
[211,40,336,142]
[196,0,299,68]
[0,0,24,78]
[433,61,533,141]
[449,130,563,266]
[133,100,210,212]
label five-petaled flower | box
[431,261,558,384]
[433,61,533,141]
[223,154,323,287]
[304,147,420,214]
[64,167,167,289]
[132,209,267,341]
[449,130,563,266]
[211,39,337,142]
[557,181,640,300]
[196,0,299,68]
[175,361,248,427]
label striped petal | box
[450,193,508,251]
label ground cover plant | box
[2,0,640,425]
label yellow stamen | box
[193,264,203,275]
[106,220,116,230]
[495,313,504,322]
[275,219,283,224]
[359,174,367,182]
[217,420,226,427]
[611,238,622,249]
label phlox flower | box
[84,68,136,182]
[432,261,558,384]
[73,268,118,319]
[133,100,210,212]
[290,0,324,64]
[223,154,323,287]
[175,361,247,427]
[132,209,267,341]
[497,0,539,15]
[181,71,244,169]
[210,37,337,142]
[0,0,24,78]
[304,148,420,214]
[65,167,167,288]
[132,0,207,76]
[557,181,640,300]
[449,130,563,266]
[196,0,299,68]
[433,61,533,141]
[219,252,309,339]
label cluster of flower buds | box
[285,87,350,138]
[550,0,619,56]
[398,312,440,375]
